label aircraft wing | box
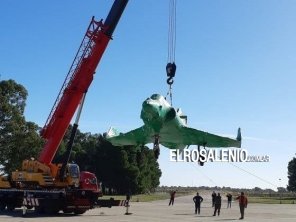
[180,127,241,148]
[105,126,154,146]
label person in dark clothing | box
[168,190,176,206]
[193,192,203,214]
[236,192,248,220]
[211,191,217,207]
[226,193,232,208]
[213,193,222,216]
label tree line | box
[0,79,295,193]
[0,79,161,194]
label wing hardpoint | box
[106,126,154,146]
[180,126,241,148]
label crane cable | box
[166,0,177,105]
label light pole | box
[278,178,282,204]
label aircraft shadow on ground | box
[214,219,238,221]
[200,216,239,220]
[174,213,196,216]
[0,209,117,218]
[195,215,220,218]
[189,215,239,221]
[1,210,75,218]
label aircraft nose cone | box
[142,100,159,118]
[142,100,153,111]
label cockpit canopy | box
[150,94,162,100]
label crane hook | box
[167,77,174,85]
[166,62,176,85]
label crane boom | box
[39,0,128,165]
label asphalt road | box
[0,195,295,221]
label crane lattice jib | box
[38,0,128,165]
[41,17,102,137]
[39,18,108,164]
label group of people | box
[169,190,248,220]
[197,191,248,219]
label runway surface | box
[0,194,295,221]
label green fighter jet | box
[106,94,241,164]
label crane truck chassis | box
[0,0,129,216]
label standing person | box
[236,192,248,220]
[213,193,222,216]
[211,191,217,207]
[125,190,132,215]
[193,192,203,214]
[168,190,176,206]
[226,193,233,208]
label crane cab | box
[63,163,80,188]
[79,171,100,194]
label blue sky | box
[1,0,296,190]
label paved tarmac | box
[0,194,295,221]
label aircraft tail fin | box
[105,127,120,138]
[236,127,242,148]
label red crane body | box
[39,0,128,165]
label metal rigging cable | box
[189,163,218,186]
[228,162,278,188]
[166,0,177,105]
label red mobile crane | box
[0,0,128,215]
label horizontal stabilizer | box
[106,127,120,138]
[105,125,153,147]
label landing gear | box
[153,136,160,159]
[153,144,160,159]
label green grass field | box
[101,192,296,204]
[102,191,191,202]
[248,196,296,204]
